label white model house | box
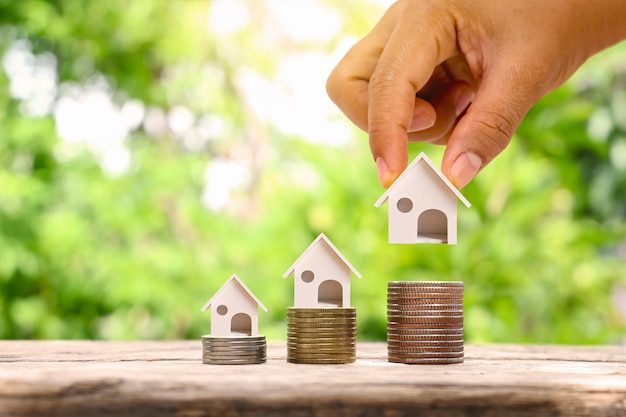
[283,233,361,308]
[201,274,268,336]
[374,152,471,244]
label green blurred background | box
[0,0,625,343]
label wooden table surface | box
[0,341,624,417]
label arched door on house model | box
[231,313,252,336]
[318,280,343,307]
[417,209,448,243]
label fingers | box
[441,64,536,189]
[408,81,474,144]
[327,0,598,192]
[408,97,436,133]
[367,6,457,188]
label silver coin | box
[387,285,463,291]
[388,284,463,290]
[202,345,265,350]
[203,345,266,352]
[387,291,464,298]
[387,338,464,346]
[387,327,463,335]
[387,314,464,322]
[387,344,464,353]
[388,356,464,365]
[388,305,463,310]
[388,350,464,357]
[388,310,464,317]
[202,340,267,347]
[202,347,266,355]
[202,358,267,365]
[201,334,266,338]
[202,338,266,343]
[387,301,463,308]
[388,281,463,286]
[387,293,464,300]
[203,354,266,360]
[387,321,463,329]
[387,335,464,341]
[202,352,266,357]
[202,337,267,342]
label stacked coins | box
[287,307,356,364]
[201,335,266,365]
[387,281,464,364]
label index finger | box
[368,5,458,187]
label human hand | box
[327,0,626,188]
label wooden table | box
[0,341,624,416]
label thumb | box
[441,67,537,189]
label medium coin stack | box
[387,281,464,364]
[201,335,266,365]
[287,307,356,364]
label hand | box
[327,0,626,188]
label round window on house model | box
[397,197,413,213]
[216,305,228,315]
[301,270,314,283]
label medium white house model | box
[201,274,268,336]
[374,152,471,244]
[283,233,361,308]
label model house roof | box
[374,152,471,208]
[201,274,268,312]
[282,233,362,279]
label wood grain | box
[0,341,624,417]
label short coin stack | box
[201,335,266,365]
[387,281,464,364]
[287,307,356,364]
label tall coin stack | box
[287,307,356,364]
[201,335,267,365]
[387,281,464,364]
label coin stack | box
[387,281,464,364]
[201,335,266,365]
[287,307,356,364]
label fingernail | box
[450,152,481,189]
[408,112,435,132]
[455,91,475,117]
[376,157,394,188]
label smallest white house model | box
[201,274,268,337]
[374,152,471,244]
[283,233,361,308]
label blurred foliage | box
[0,0,624,343]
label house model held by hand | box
[374,152,471,244]
[283,233,361,308]
[201,274,268,337]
